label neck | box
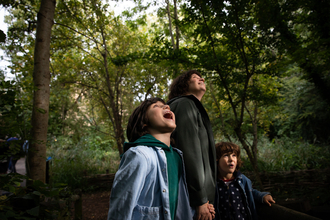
[186,91,205,101]
[148,131,171,147]
[219,170,234,180]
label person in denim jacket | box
[107,97,193,220]
[214,142,275,220]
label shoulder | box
[169,96,194,105]
[237,173,252,186]
[123,146,159,164]
[240,173,249,180]
[237,172,248,181]
[168,96,197,111]
[124,145,155,158]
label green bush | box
[48,135,120,190]
[240,136,330,172]
[0,173,73,220]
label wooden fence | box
[243,168,330,192]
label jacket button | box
[164,211,168,214]
[163,189,166,192]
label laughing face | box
[218,152,237,180]
[146,101,176,134]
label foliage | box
[49,0,175,154]
[0,173,73,220]
[1,0,330,195]
[163,0,283,188]
[240,136,330,172]
[256,0,330,104]
[48,134,119,190]
[0,76,31,140]
[269,70,330,143]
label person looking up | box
[107,97,192,220]
[167,70,217,220]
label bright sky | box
[0,7,9,76]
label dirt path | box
[82,191,110,220]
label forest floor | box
[81,190,110,220]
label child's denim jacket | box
[107,145,192,220]
[214,171,270,220]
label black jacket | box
[167,95,217,207]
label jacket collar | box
[167,95,209,118]
[236,171,242,179]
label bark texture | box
[27,0,56,183]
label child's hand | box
[207,203,215,219]
[263,194,275,206]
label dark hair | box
[168,70,202,100]
[215,142,243,171]
[127,97,165,142]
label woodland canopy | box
[1,0,330,186]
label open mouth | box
[163,112,173,120]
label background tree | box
[28,0,56,182]
[174,0,284,188]
[52,0,172,155]
[1,0,329,193]
[255,0,330,143]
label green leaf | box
[8,185,16,193]
[26,206,40,217]
[32,191,42,196]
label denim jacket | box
[214,172,270,220]
[107,145,192,220]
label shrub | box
[0,173,73,220]
[48,135,120,190]
[240,135,330,172]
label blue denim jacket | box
[107,145,192,220]
[215,172,270,220]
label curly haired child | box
[214,142,275,220]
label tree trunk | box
[165,0,175,49]
[115,127,125,156]
[27,0,56,183]
[173,0,179,49]
[100,29,125,156]
[235,127,264,191]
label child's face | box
[218,152,237,180]
[146,101,176,134]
